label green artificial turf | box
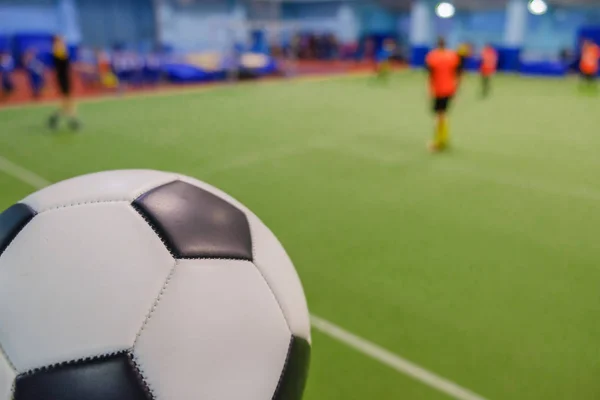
[1,72,600,399]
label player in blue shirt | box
[24,49,45,99]
[376,39,396,82]
[0,52,15,101]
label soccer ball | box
[0,170,311,400]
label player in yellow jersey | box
[48,36,81,130]
[457,42,472,77]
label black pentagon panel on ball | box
[0,203,36,258]
[273,336,311,400]
[132,180,253,260]
[14,352,151,400]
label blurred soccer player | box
[480,44,498,98]
[24,49,45,99]
[376,39,396,82]
[457,42,471,74]
[425,37,462,152]
[579,39,599,94]
[97,49,118,89]
[0,51,15,101]
[48,36,81,131]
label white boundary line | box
[311,316,489,400]
[0,156,52,187]
[0,153,490,400]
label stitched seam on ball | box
[128,352,157,400]
[37,200,131,214]
[131,178,179,203]
[271,336,294,400]
[246,216,292,333]
[246,213,258,261]
[133,259,179,347]
[253,259,292,333]
[131,203,178,258]
[0,341,17,374]
[16,350,126,377]
[178,256,252,261]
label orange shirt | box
[426,48,460,97]
[481,47,498,76]
[580,43,600,75]
[98,52,111,75]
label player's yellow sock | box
[439,118,449,149]
[433,122,442,148]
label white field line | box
[0,156,52,188]
[0,153,490,400]
[311,315,489,400]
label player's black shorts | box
[458,56,467,74]
[57,69,71,95]
[1,78,14,94]
[54,55,72,95]
[581,72,596,81]
[433,96,452,113]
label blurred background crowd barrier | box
[0,0,598,101]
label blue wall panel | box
[0,0,60,35]
[357,3,398,35]
[77,0,154,49]
[523,7,600,57]
[447,10,505,49]
[159,1,242,52]
[281,2,398,41]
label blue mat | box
[410,46,430,68]
[464,56,482,72]
[520,61,567,77]
[13,34,54,66]
[0,36,9,52]
[164,52,277,83]
[497,47,521,72]
[163,63,224,83]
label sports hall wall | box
[3,0,600,59]
[77,0,155,49]
[0,0,60,35]
[438,6,600,57]
[0,0,404,51]
[0,0,152,48]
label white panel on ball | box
[175,174,311,342]
[246,213,311,342]
[0,203,174,372]
[133,259,291,400]
[0,351,15,400]
[22,170,177,212]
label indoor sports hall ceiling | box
[171,0,600,11]
[375,0,600,10]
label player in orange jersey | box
[480,44,498,98]
[97,49,118,89]
[579,39,599,93]
[425,37,462,152]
